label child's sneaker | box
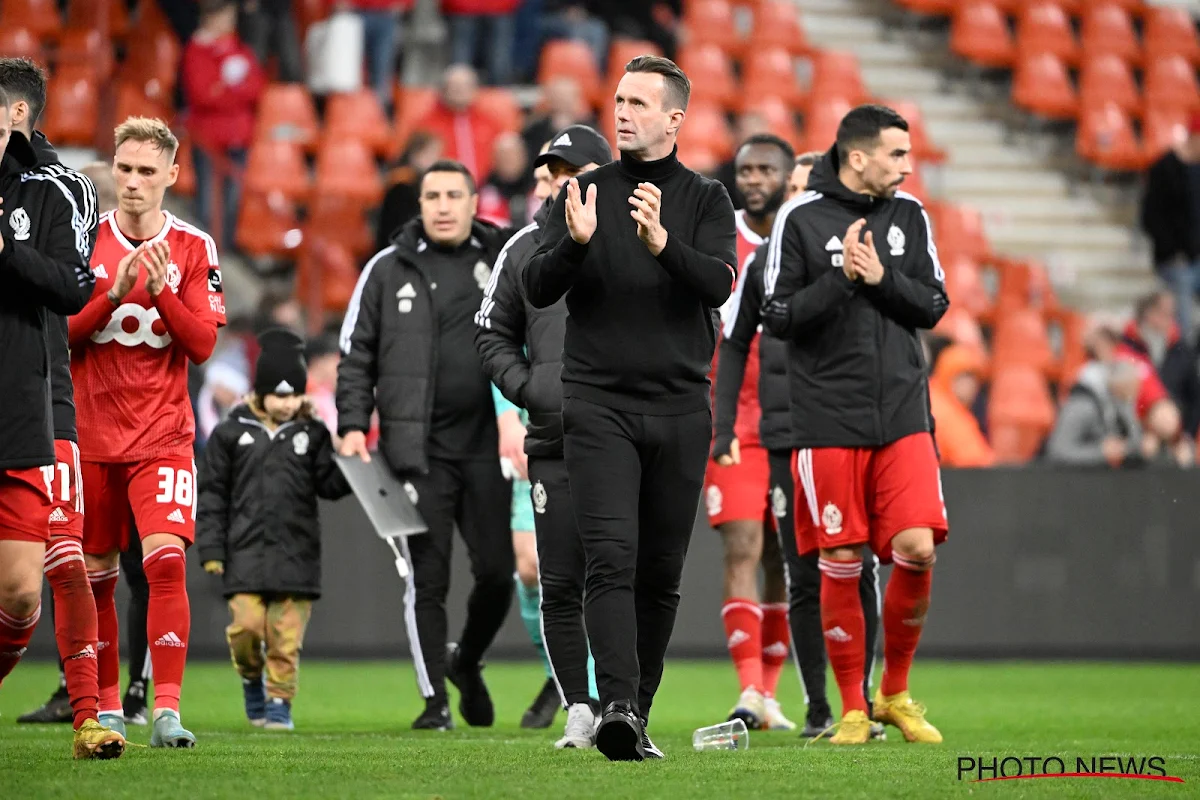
[264,698,294,731]
[243,678,266,727]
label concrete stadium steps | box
[794,0,1158,311]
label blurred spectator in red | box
[337,1,412,110]
[240,0,304,82]
[415,65,500,184]
[1140,113,1200,336]
[929,344,995,468]
[1117,291,1200,438]
[521,76,595,166]
[182,0,267,250]
[477,132,533,228]
[1046,360,1145,468]
[444,0,520,86]
[543,2,610,71]
[376,132,444,250]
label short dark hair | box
[835,104,909,165]
[0,86,9,111]
[624,55,691,112]
[736,134,795,168]
[796,151,823,167]
[0,58,46,126]
[420,159,476,194]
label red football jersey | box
[72,211,226,462]
[710,210,765,447]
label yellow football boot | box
[73,718,126,760]
[872,690,943,743]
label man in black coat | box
[1140,115,1200,335]
[337,160,514,731]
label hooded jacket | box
[474,198,570,458]
[336,216,506,475]
[0,131,97,468]
[928,345,994,467]
[761,144,949,448]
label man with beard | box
[704,134,799,732]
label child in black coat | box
[197,329,351,731]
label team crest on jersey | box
[705,485,723,517]
[532,480,547,514]
[822,502,843,535]
[292,430,309,456]
[473,260,492,291]
[887,225,906,256]
[166,261,182,293]
[771,485,787,519]
[9,207,30,241]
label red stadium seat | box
[747,0,810,55]
[0,0,61,42]
[742,95,801,149]
[40,66,97,147]
[1076,102,1144,172]
[391,85,439,157]
[1080,4,1142,66]
[677,141,721,175]
[893,0,956,15]
[323,89,393,156]
[55,29,115,83]
[885,99,947,164]
[1143,6,1200,65]
[112,82,173,128]
[680,104,734,160]
[940,255,993,320]
[474,87,524,133]
[1078,55,1140,117]
[235,191,301,259]
[254,83,320,150]
[173,136,196,196]
[243,140,311,201]
[305,194,374,260]
[537,39,602,106]
[0,27,42,62]
[950,1,1016,69]
[739,47,802,110]
[676,44,738,109]
[1140,108,1189,163]
[807,51,869,109]
[65,0,129,39]
[988,365,1056,464]
[1011,53,1078,120]
[1015,1,1080,66]
[1142,55,1200,116]
[801,95,854,154]
[296,238,359,315]
[314,140,383,205]
[683,0,744,56]
[118,27,181,100]
[929,202,992,263]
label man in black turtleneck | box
[524,55,737,762]
[337,160,514,733]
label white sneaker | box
[554,703,597,749]
[763,697,797,731]
[728,687,767,729]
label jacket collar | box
[389,216,500,270]
[0,130,39,179]
[806,144,890,213]
[533,195,553,228]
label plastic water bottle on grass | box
[692,718,749,752]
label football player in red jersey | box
[705,135,797,731]
[68,117,226,748]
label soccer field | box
[2,660,1197,798]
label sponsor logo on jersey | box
[92,304,171,349]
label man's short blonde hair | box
[113,116,178,161]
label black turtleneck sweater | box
[523,146,737,414]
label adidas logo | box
[727,629,750,649]
[238,431,255,446]
[167,508,185,524]
[823,626,852,643]
[763,641,790,658]
[275,379,294,394]
[48,507,69,524]
[825,236,843,252]
[93,264,108,279]
[67,644,96,660]
[155,631,185,648]
[396,282,417,299]
[553,133,572,147]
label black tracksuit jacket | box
[761,147,949,448]
[196,404,351,599]
[474,198,570,458]
[523,146,737,414]
[0,132,97,469]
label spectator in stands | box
[444,0,520,86]
[1046,359,1145,469]
[182,0,267,252]
[1118,291,1200,439]
[521,76,595,167]
[1140,113,1200,336]
[377,132,445,251]
[416,65,501,184]
[477,132,533,228]
[542,2,610,73]
[240,0,304,83]
[595,0,681,61]
[929,344,995,468]
[337,1,412,110]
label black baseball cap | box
[534,124,613,170]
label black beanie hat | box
[254,328,307,397]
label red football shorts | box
[791,432,948,563]
[47,440,84,540]
[703,443,772,528]
[0,466,53,543]
[81,456,197,555]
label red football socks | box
[144,544,190,713]
[44,538,100,729]
[721,599,763,693]
[819,557,868,715]
[0,600,40,685]
[88,565,122,713]
[881,553,934,698]
[760,603,790,698]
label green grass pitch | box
[2,660,1198,798]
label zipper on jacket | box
[422,270,436,476]
[872,218,885,446]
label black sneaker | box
[520,678,561,729]
[412,700,454,731]
[445,643,494,727]
[801,711,834,739]
[640,719,665,759]
[17,685,73,724]
[595,700,645,762]
[123,680,149,726]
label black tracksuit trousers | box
[528,456,591,707]
[561,396,711,722]
[768,449,881,719]
[402,457,514,703]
